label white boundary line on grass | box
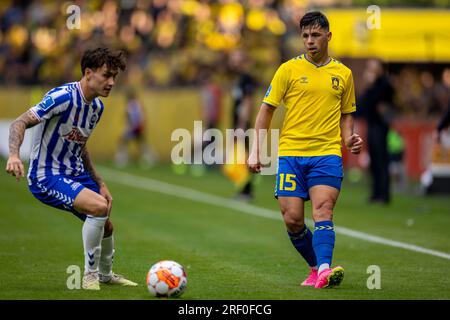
[99,167,450,261]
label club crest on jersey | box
[331,77,340,90]
[37,96,55,111]
[89,114,98,126]
[63,127,88,144]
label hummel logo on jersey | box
[63,127,88,144]
[299,76,308,84]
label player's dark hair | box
[299,11,329,31]
[81,47,126,75]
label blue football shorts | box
[29,174,100,221]
[275,155,343,201]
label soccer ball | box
[146,260,187,298]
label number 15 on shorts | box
[279,173,297,191]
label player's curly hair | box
[299,11,329,31]
[81,47,127,75]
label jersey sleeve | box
[341,70,357,114]
[29,91,72,121]
[95,98,105,124]
[262,63,290,108]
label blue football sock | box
[287,226,317,268]
[312,220,335,272]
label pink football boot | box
[314,266,344,289]
[301,268,318,286]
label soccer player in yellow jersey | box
[248,11,363,289]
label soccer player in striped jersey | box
[248,12,363,288]
[5,47,137,290]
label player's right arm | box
[340,69,363,154]
[248,62,289,173]
[6,110,41,181]
[248,103,276,173]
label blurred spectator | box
[228,49,257,201]
[200,66,223,166]
[1,0,449,122]
[115,88,157,168]
[358,58,395,204]
[387,128,407,193]
[0,0,288,87]
[436,67,450,143]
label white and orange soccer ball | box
[146,260,187,298]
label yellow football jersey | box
[263,53,356,157]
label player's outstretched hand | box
[345,133,364,154]
[99,182,113,216]
[6,155,25,182]
[247,152,261,173]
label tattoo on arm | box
[9,111,40,157]
[81,147,103,185]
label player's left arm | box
[341,113,363,154]
[81,146,113,216]
[340,70,363,154]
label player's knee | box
[313,209,334,222]
[104,220,114,237]
[313,199,334,214]
[282,209,305,232]
[90,198,108,217]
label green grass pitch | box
[1,160,449,300]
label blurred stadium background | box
[1,0,450,183]
[1,0,450,299]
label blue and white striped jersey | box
[27,82,104,182]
